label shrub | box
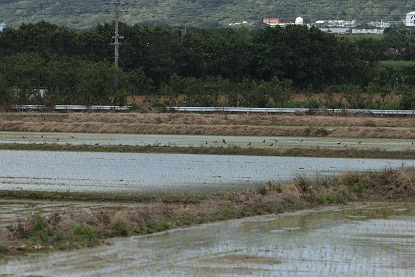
[69,223,100,248]
[0,243,9,256]
[112,222,130,237]
[317,194,344,204]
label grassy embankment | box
[0,143,415,159]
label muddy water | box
[1,202,415,276]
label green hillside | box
[0,0,414,30]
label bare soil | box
[1,112,415,138]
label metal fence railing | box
[10,105,415,115]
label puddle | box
[1,202,415,276]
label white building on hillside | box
[406,11,415,26]
[0,23,6,31]
[295,17,304,25]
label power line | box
[108,0,128,102]
[109,0,126,68]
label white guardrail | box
[12,105,129,111]
[10,105,415,115]
[168,107,415,115]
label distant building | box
[228,20,248,26]
[319,28,383,35]
[0,23,6,31]
[405,11,415,26]
[352,29,384,34]
[295,17,304,25]
[263,17,309,27]
[324,20,356,27]
[368,21,390,28]
[319,28,351,35]
[263,18,281,26]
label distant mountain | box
[0,0,413,30]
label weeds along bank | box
[127,91,407,111]
[0,168,414,256]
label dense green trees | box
[0,21,414,108]
[251,25,371,89]
[3,53,44,104]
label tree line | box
[1,21,415,108]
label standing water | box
[0,150,414,193]
[1,202,415,276]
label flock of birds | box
[10,134,415,149]
[200,138,415,149]
[21,134,75,141]
[18,134,104,146]
[202,138,373,149]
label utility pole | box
[109,0,126,103]
[110,0,123,68]
[181,26,187,38]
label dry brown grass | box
[330,127,415,139]
[2,112,415,127]
[1,112,415,138]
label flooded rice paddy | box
[1,202,415,276]
[1,132,415,276]
[1,150,414,194]
[1,131,415,151]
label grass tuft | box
[0,243,9,256]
